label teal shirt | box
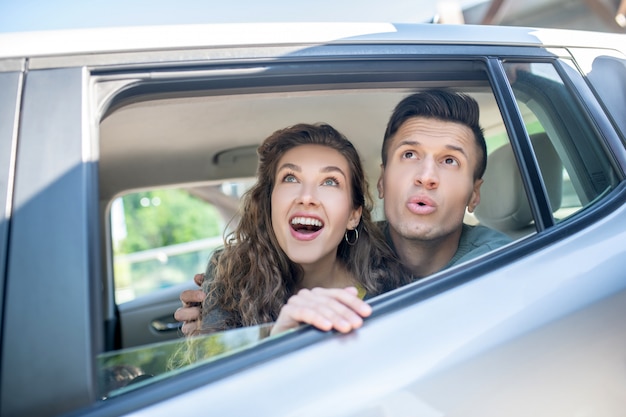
[382,222,512,273]
[444,223,512,269]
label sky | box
[0,0,486,33]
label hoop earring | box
[344,228,359,246]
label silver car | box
[1,22,625,417]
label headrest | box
[474,132,562,233]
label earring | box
[344,228,359,246]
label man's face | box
[377,117,483,244]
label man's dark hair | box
[381,89,487,180]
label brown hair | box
[382,89,487,180]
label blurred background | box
[437,0,626,31]
[1,0,625,33]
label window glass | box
[97,323,277,399]
[111,181,253,304]
[504,61,619,223]
[96,62,525,399]
[513,99,583,220]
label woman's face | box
[271,144,362,268]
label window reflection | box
[97,322,279,399]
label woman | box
[198,123,411,334]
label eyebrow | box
[277,163,301,172]
[395,140,469,159]
[277,163,347,178]
[321,166,347,178]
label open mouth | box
[290,216,324,234]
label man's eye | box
[402,151,416,159]
[444,157,459,166]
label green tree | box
[118,189,223,254]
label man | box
[175,89,511,335]
[377,89,509,277]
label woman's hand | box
[271,286,372,336]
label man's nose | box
[414,157,439,189]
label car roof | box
[0,22,625,60]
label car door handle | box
[151,315,183,332]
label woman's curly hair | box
[199,123,411,333]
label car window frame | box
[89,44,622,409]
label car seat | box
[474,132,563,239]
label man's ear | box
[467,178,483,213]
[377,164,385,199]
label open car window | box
[96,51,623,403]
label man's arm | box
[175,277,372,336]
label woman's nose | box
[296,183,320,205]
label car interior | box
[474,131,563,239]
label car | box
[1,22,625,417]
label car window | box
[111,182,253,304]
[97,66,512,397]
[94,52,624,404]
[504,61,619,223]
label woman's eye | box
[322,178,339,186]
[283,174,298,183]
